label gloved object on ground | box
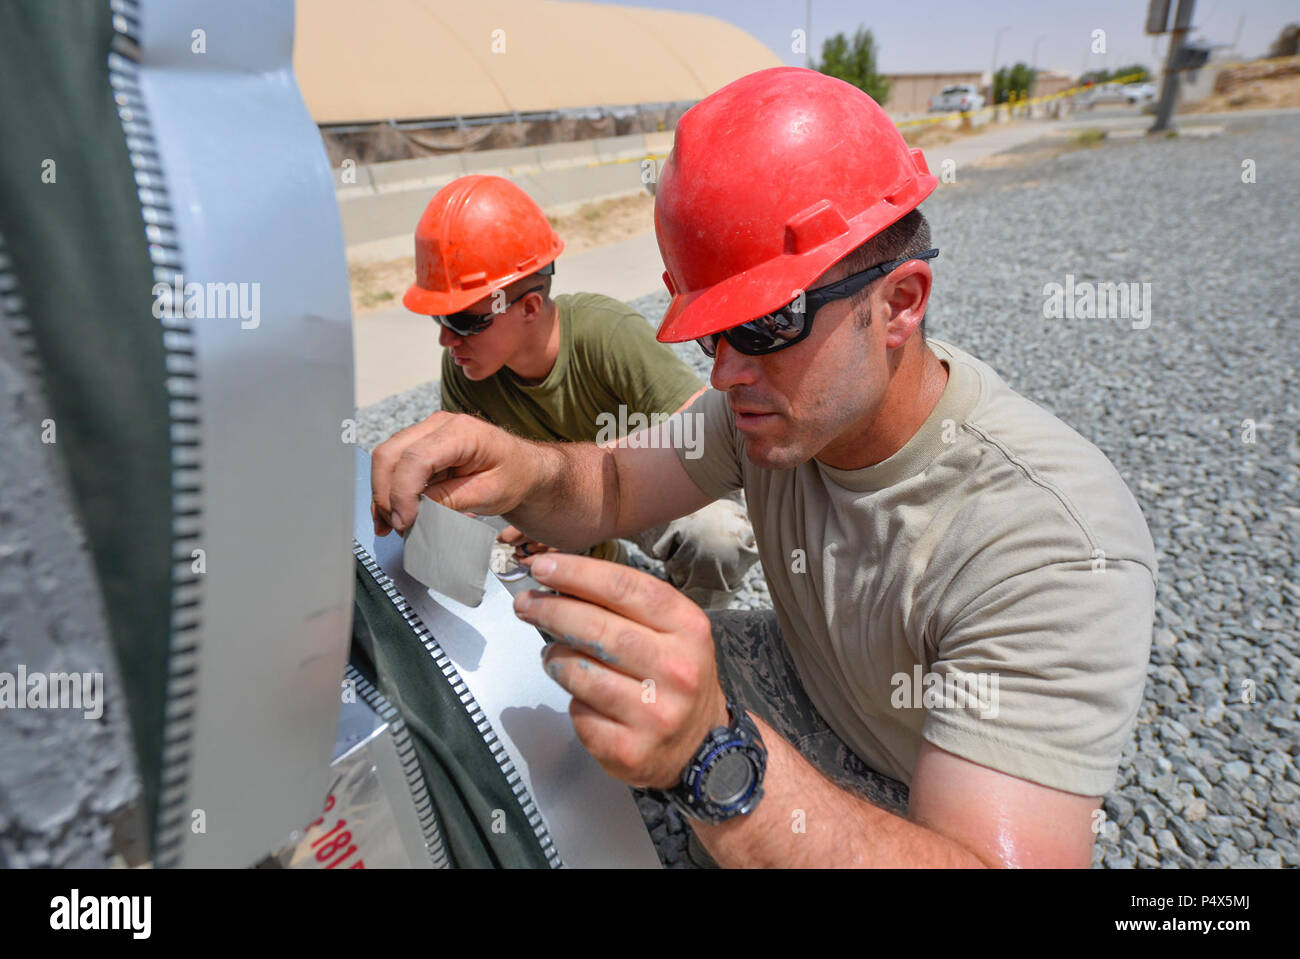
[629,497,759,610]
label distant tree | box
[1080,64,1151,86]
[993,62,1034,102]
[816,27,891,105]
[1110,63,1152,83]
[1267,23,1299,58]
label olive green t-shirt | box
[440,293,702,443]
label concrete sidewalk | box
[353,119,1064,408]
[352,307,444,409]
[919,119,1060,176]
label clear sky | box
[598,1,1294,77]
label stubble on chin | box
[742,432,813,472]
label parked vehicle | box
[1078,80,1154,109]
[1124,82,1157,104]
[1079,82,1129,108]
[928,83,985,112]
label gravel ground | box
[356,111,1299,869]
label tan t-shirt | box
[671,338,1158,796]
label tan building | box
[294,0,782,125]
[882,68,1078,115]
[880,71,984,115]
[1031,69,1077,100]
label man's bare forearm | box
[502,438,623,551]
[691,714,991,868]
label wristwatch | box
[652,700,767,824]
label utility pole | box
[1151,0,1195,133]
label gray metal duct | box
[117,0,355,866]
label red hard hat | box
[654,67,937,343]
[403,175,563,316]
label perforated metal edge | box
[0,234,39,375]
[109,0,202,869]
[344,665,450,868]
[353,541,563,868]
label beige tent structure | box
[294,0,782,125]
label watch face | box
[701,749,756,807]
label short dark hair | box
[507,267,553,304]
[835,208,932,338]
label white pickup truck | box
[928,83,986,112]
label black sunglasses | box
[433,284,544,337]
[432,262,555,337]
[697,248,939,358]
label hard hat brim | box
[655,179,936,344]
[402,244,562,317]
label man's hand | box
[513,552,728,789]
[370,411,537,535]
[498,524,556,562]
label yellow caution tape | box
[893,70,1148,129]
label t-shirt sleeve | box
[920,557,1155,796]
[669,387,744,501]
[602,314,703,415]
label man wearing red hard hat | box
[386,174,758,610]
[371,67,1156,868]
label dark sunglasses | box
[433,284,544,337]
[697,248,939,358]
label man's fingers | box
[385,417,531,529]
[564,699,649,784]
[514,542,554,561]
[499,524,525,545]
[371,501,392,538]
[540,644,646,727]
[514,587,660,681]
[370,411,453,526]
[521,552,692,632]
[387,427,468,529]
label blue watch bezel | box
[660,700,767,824]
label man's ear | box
[878,264,932,350]
[520,289,547,322]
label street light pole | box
[991,25,1011,117]
[1031,34,1049,101]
